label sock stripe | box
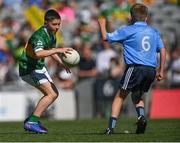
[136,106,145,117]
[108,117,117,129]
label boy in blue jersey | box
[98,3,166,134]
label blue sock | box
[136,106,145,118]
[108,117,117,129]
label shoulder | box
[147,25,161,34]
[116,25,137,35]
[32,27,45,37]
[117,25,130,31]
[113,25,130,35]
[30,27,45,42]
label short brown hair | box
[130,3,148,23]
[44,9,61,22]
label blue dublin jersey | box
[106,22,164,67]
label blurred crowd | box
[0,0,180,92]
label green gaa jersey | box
[19,26,56,76]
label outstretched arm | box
[51,53,71,73]
[156,47,166,81]
[34,48,72,73]
[98,17,107,41]
[35,48,72,59]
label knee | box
[50,91,59,100]
[50,83,59,99]
[118,89,129,100]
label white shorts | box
[21,67,53,87]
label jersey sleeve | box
[156,31,164,52]
[30,36,45,52]
[106,27,127,43]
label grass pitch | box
[0,118,179,142]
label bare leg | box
[131,91,144,106]
[33,82,59,117]
[105,89,129,134]
[131,91,145,117]
[23,82,59,133]
[111,89,129,118]
[135,100,144,108]
[131,91,147,134]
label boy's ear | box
[145,16,148,22]
[128,14,132,24]
[128,13,132,20]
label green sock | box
[28,115,40,123]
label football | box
[61,49,80,67]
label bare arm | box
[51,53,63,63]
[35,48,72,59]
[51,53,71,73]
[156,47,166,81]
[98,17,107,41]
[35,48,72,73]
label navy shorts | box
[119,64,156,92]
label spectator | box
[57,0,75,25]
[168,47,180,88]
[96,41,117,76]
[109,56,124,79]
[78,43,97,81]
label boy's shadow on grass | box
[0,131,42,135]
[0,131,135,135]
[79,132,135,135]
[51,131,135,135]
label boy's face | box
[45,19,61,35]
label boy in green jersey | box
[19,9,72,134]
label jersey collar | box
[43,27,55,40]
[134,22,147,26]
[43,27,50,38]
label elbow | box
[35,52,43,59]
[102,37,107,41]
[161,47,166,56]
[102,35,107,41]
